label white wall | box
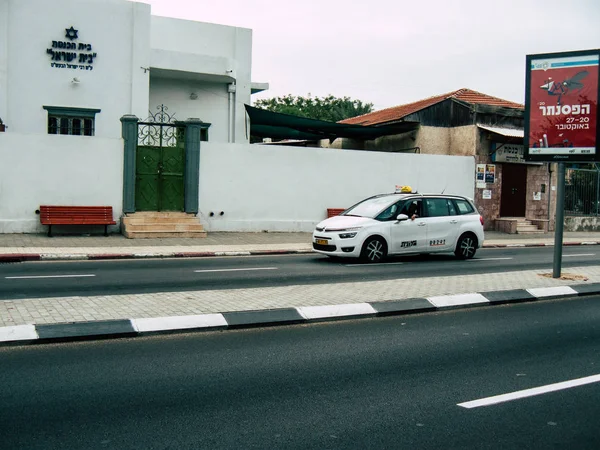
[149,78,229,142]
[198,143,475,232]
[149,16,253,143]
[0,133,123,233]
[1,0,151,138]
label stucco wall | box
[1,0,151,139]
[197,143,475,232]
[150,16,252,143]
[0,132,123,233]
[149,78,229,142]
[449,125,477,156]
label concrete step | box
[516,230,546,235]
[124,223,206,232]
[123,230,208,239]
[122,217,202,225]
[517,225,541,233]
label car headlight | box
[335,227,361,239]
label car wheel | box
[455,234,477,259]
[361,237,387,263]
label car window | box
[447,199,457,215]
[345,196,401,218]
[376,202,401,221]
[399,199,422,217]
[424,198,450,217]
[454,199,474,215]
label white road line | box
[458,374,600,409]
[193,267,278,273]
[468,257,513,261]
[563,253,595,257]
[344,262,404,267]
[5,274,96,279]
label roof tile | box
[340,88,524,126]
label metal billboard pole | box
[553,162,566,278]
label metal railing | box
[565,167,600,216]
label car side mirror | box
[396,214,409,221]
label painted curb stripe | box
[427,293,489,308]
[480,289,536,304]
[370,298,435,315]
[526,286,578,298]
[222,308,304,327]
[570,282,600,295]
[0,325,38,342]
[132,314,227,333]
[40,254,88,260]
[458,374,600,409]
[297,303,377,320]
[36,320,135,339]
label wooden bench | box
[39,205,116,237]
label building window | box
[200,127,209,142]
[43,106,100,136]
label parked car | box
[312,193,485,262]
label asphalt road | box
[1,296,599,449]
[0,246,598,300]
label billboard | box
[524,49,600,162]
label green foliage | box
[254,94,374,122]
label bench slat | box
[39,205,115,236]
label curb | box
[2,283,599,347]
[1,241,599,263]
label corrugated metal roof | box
[477,124,524,138]
[340,89,524,126]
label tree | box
[253,94,374,122]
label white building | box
[0,0,265,142]
[0,0,476,236]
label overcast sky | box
[137,0,599,110]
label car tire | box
[361,236,387,263]
[455,233,477,259]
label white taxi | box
[312,193,485,262]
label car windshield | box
[343,195,402,218]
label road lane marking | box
[563,253,595,257]
[458,374,600,409]
[5,274,96,279]
[468,257,513,261]
[344,262,404,267]
[193,267,278,273]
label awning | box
[245,104,420,141]
[477,124,524,139]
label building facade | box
[338,89,556,232]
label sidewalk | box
[1,230,600,262]
[1,230,600,345]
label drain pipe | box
[228,82,236,143]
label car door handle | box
[450,220,458,224]
[417,222,426,226]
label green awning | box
[245,105,419,141]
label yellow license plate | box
[316,239,328,245]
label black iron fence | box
[565,167,600,216]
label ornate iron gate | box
[135,106,185,212]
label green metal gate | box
[135,106,185,212]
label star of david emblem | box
[65,26,79,40]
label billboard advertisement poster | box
[524,49,600,162]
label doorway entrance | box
[135,106,185,212]
[500,164,527,217]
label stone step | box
[124,223,205,232]
[516,230,546,235]
[517,224,540,232]
[122,217,202,225]
[123,230,208,239]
